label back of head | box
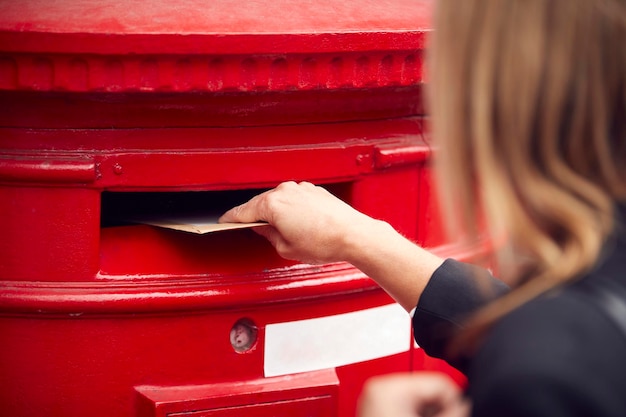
[428,0,626,337]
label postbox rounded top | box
[0,0,431,35]
[0,0,432,54]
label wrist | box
[339,216,444,311]
[341,217,396,267]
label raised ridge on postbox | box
[0,0,432,128]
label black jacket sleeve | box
[411,258,509,371]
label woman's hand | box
[357,372,470,417]
[220,181,444,312]
[219,181,380,265]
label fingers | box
[218,181,313,224]
[403,372,461,406]
[358,372,467,417]
[218,180,357,265]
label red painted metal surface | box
[0,1,482,416]
[136,368,340,416]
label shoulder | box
[468,283,626,417]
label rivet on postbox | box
[113,163,123,175]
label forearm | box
[342,218,445,312]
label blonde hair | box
[428,0,626,349]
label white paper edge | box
[138,219,267,234]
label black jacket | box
[412,205,626,417]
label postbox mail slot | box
[101,188,272,229]
[99,184,352,277]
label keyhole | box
[230,318,258,353]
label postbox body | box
[0,1,483,416]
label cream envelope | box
[133,214,267,234]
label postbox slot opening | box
[100,188,270,228]
[100,183,353,229]
[98,184,354,276]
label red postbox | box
[0,1,488,416]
